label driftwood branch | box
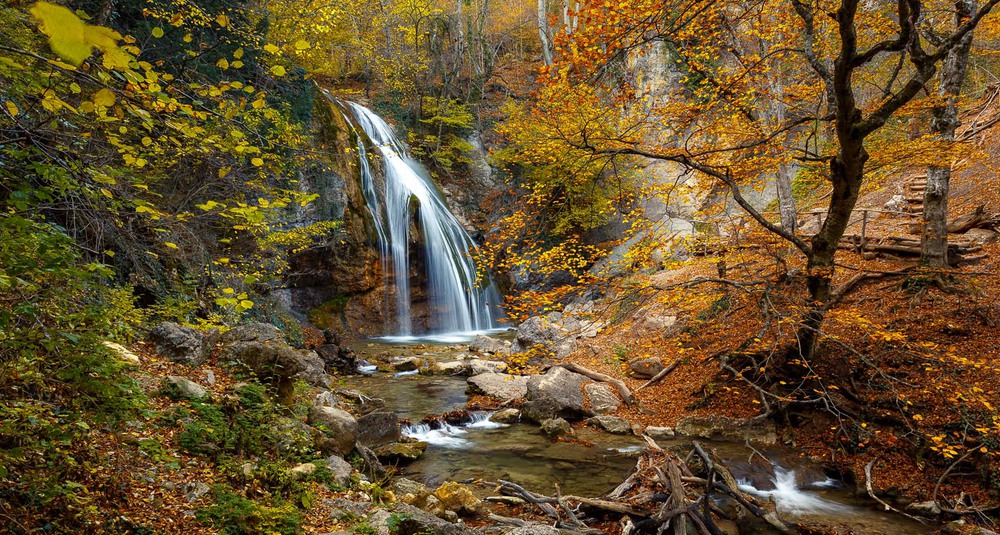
[553,362,636,405]
[637,359,681,391]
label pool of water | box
[345,341,936,534]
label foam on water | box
[402,421,471,448]
[466,411,505,429]
[394,369,419,377]
[738,467,851,516]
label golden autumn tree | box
[522,0,1000,361]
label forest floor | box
[548,125,1000,528]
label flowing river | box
[345,339,935,535]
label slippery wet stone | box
[466,373,528,401]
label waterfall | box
[338,99,502,337]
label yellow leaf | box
[5,100,18,116]
[141,136,152,146]
[294,40,310,50]
[164,242,179,249]
[270,65,286,76]
[93,88,116,107]
[151,27,164,38]
[30,1,90,65]
[231,60,243,68]
[264,43,280,54]
[252,99,265,109]
[100,188,113,198]
[78,101,94,113]
[217,58,229,69]
[251,157,264,166]
[215,14,229,27]
[233,48,244,59]
[183,33,193,43]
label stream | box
[346,339,935,534]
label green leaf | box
[151,27,164,38]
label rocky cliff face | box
[283,95,391,337]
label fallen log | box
[948,205,988,233]
[552,362,636,406]
[637,359,681,392]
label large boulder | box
[224,341,329,389]
[586,415,631,434]
[373,441,427,463]
[356,411,401,447]
[367,503,471,535]
[219,322,284,344]
[324,455,354,488]
[628,357,664,379]
[511,315,577,356]
[466,373,529,401]
[147,322,215,366]
[433,481,483,516]
[469,335,511,355]
[520,367,590,422]
[584,383,620,414]
[161,375,207,399]
[467,359,507,375]
[308,405,359,456]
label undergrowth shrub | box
[0,216,147,529]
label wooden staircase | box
[903,173,927,213]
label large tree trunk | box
[776,162,797,233]
[921,0,975,267]
[537,0,554,65]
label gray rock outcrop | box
[148,322,216,366]
[466,373,529,401]
[356,411,401,447]
[520,366,590,422]
[308,405,359,456]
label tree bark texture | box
[921,0,975,267]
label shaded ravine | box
[346,340,937,534]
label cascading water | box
[336,98,502,337]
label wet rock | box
[628,357,664,379]
[393,357,423,372]
[675,415,777,445]
[906,500,942,516]
[645,426,675,440]
[428,361,468,375]
[356,411,401,447]
[315,330,357,375]
[466,373,529,401]
[288,462,317,480]
[469,335,511,355]
[467,359,507,375]
[324,455,354,488]
[587,415,631,434]
[521,367,589,422]
[433,481,483,516]
[373,441,427,462]
[368,503,469,534]
[540,417,573,437]
[307,405,358,456]
[182,481,211,502]
[584,383,620,414]
[390,477,431,498]
[162,375,207,399]
[490,408,521,424]
[102,341,141,365]
[148,322,214,366]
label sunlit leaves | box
[29,1,131,69]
